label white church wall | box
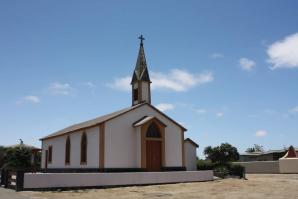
[145,106,183,167]
[41,104,183,169]
[163,124,183,167]
[135,126,142,168]
[41,126,100,168]
[105,107,145,168]
[41,135,65,168]
[184,142,197,171]
[105,104,183,168]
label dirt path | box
[14,174,298,199]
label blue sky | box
[1,1,298,157]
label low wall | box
[279,158,298,173]
[236,161,279,174]
[23,171,213,189]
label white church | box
[40,36,199,172]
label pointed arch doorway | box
[137,117,166,172]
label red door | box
[146,140,162,171]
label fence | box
[0,169,25,191]
[235,161,280,174]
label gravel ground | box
[2,174,298,199]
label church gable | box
[106,103,186,133]
[103,103,185,168]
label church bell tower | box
[131,35,151,106]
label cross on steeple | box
[138,35,145,45]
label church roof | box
[40,103,145,140]
[40,103,186,140]
[184,138,199,148]
[133,116,167,127]
[281,146,298,158]
[131,35,151,84]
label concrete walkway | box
[0,187,31,199]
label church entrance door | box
[146,140,162,171]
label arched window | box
[48,146,52,163]
[146,122,161,138]
[65,136,71,164]
[80,132,87,163]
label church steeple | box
[131,35,151,84]
[131,35,151,106]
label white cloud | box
[17,95,40,104]
[255,130,268,137]
[239,58,256,71]
[108,69,213,92]
[151,69,213,92]
[107,76,131,91]
[155,103,175,112]
[264,109,277,114]
[267,33,298,69]
[81,82,96,88]
[210,53,224,59]
[289,106,298,113]
[216,112,224,117]
[196,109,207,114]
[49,82,74,96]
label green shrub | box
[197,159,214,170]
[4,146,32,169]
[229,164,245,178]
[197,160,245,179]
[213,166,229,178]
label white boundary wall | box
[235,161,280,173]
[279,158,298,173]
[23,171,213,189]
[236,159,298,174]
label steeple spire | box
[131,35,152,106]
[131,35,151,84]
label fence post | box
[0,170,3,185]
[4,170,9,188]
[16,171,24,191]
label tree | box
[0,146,6,168]
[4,146,32,168]
[0,140,41,170]
[245,144,264,153]
[204,143,239,164]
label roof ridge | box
[40,103,146,140]
[40,102,187,140]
